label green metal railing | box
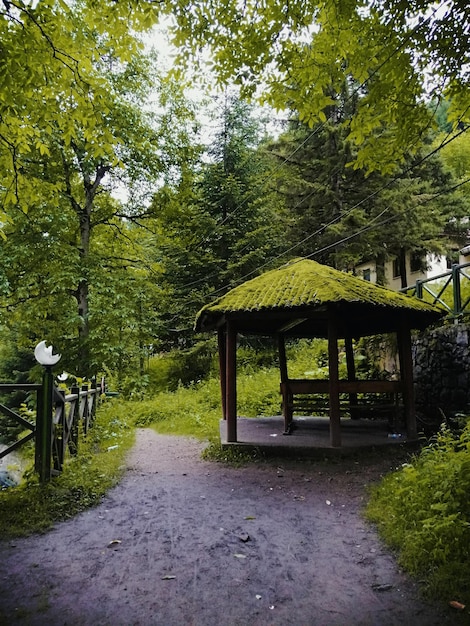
[401,262,470,318]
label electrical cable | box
[305,175,470,260]
[160,1,467,307]
[177,119,469,294]
[163,174,470,333]
[187,0,448,244]
[242,4,445,222]
[284,117,470,255]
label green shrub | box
[237,337,279,372]
[285,338,363,380]
[285,338,329,378]
[146,338,218,394]
[237,368,282,416]
[366,418,470,605]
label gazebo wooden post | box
[328,314,341,447]
[397,319,417,440]
[278,334,288,383]
[278,334,292,432]
[345,336,359,419]
[226,321,238,442]
[218,327,227,420]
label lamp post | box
[34,341,61,483]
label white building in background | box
[355,246,470,291]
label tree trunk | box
[76,276,90,376]
[399,248,408,289]
[376,250,386,285]
[66,145,110,377]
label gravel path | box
[0,429,467,625]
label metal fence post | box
[452,263,462,317]
[82,384,90,434]
[34,341,61,483]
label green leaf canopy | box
[195,259,444,338]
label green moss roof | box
[195,258,444,335]
[199,258,441,313]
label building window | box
[392,258,401,278]
[362,268,371,281]
[410,252,422,273]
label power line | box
[161,170,470,336]
[163,1,463,303]
[199,0,445,232]
[306,175,470,260]
[199,174,470,309]
[197,138,470,303]
[187,1,447,247]
[283,120,470,254]
[178,119,469,295]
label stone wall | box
[413,322,470,421]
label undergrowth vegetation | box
[0,339,329,535]
[2,335,470,612]
[129,339,334,439]
[0,403,134,537]
[366,418,470,606]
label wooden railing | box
[52,383,100,473]
[0,384,42,462]
[0,379,101,483]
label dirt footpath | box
[0,430,467,626]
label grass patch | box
[366,418,470,606]
[0,401,134,538]
[130,377,222,439]
[130,362,287,439]
[201,440,265,465]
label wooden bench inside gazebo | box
[195,259,444,448]
[279,377,403,435]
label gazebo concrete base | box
[220,416,420,458]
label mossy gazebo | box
[195,259,444,447]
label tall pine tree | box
[152,93,287,348]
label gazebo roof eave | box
[196,299,443,339]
